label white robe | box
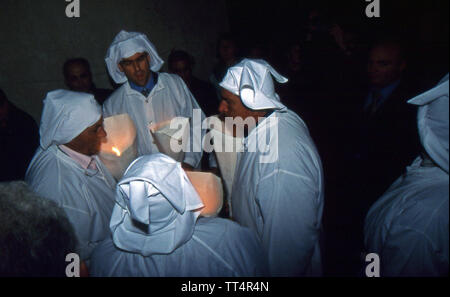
[25,145,116,261]
[103,73,204,168]
[364,157,449,276]
[89,217,269,277]
[231,109,324,276]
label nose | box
[218,100,228,115]
[133,61,141,71]
[98,126,107,141]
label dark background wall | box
[0,0,448,277]
[225,0,448,68]
[0,0,229,122]
[225,0,449,48]
[0,0,448,122]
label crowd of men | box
[0,23,447,277]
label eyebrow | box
[121,53,147,63]
[90,118,104,129]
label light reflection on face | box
[118,52,151,87]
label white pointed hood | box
[219,58,288,110]
[39,90,101,150]
[109,153,204,256]
[105,30,164,84]
[408,74,449,173]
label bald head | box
[368,42,406,88]
[63,58,94,93]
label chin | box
[133,77,147,86]
[90,148,100,156]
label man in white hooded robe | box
[218,58,325,276]
[103,30,204,170]
[364,74,449,276]
[89,153,268,277]
[26,90,116,262]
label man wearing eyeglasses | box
[103,30,205,171]
[25,90,116,267]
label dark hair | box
[216,32,239,59]
[63,57,92,79]
[167,49,194,71]
[0,181,78,277]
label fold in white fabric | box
[219,58,288,110]
[408,74,449,173]
[105,30,164,84]
[110,154,204,256]
[39,90,101,150]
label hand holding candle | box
[98,113,138,181]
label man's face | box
[367,45,406,88]
[218,88,254,120]
[218,40,237,62]
[118,52,151,87]
[65,63,93,93]
[66,117,107,156]
[307,10,321,32]
[169,59,192,85]
[218,88,268,137]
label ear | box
[146,54,151,64]
[118,63,124,73]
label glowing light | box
[112,146,121,157]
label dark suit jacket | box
[350,78,423,208]
[189,77,219,117]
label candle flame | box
[112,146,121,157]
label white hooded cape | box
[89,154,268,276]
[364,74,449,276]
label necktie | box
[369,90,382,115]
[141,88,150,97]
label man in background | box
[355,39,422,204]
[168,49,218,117]
[63,57,113,105]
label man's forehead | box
[370,45,402,59]
[171,59,189,69]
[121,51,148,61]
[221,88,242,102]
[68,64,90,75]
[86,116,103,129]
[220,88,235,97]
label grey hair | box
[0,181,78,277]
